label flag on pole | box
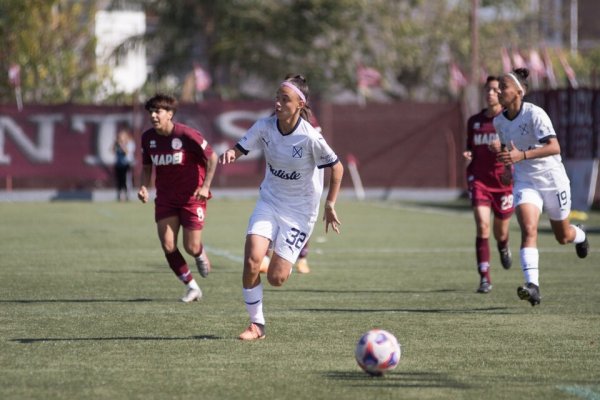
[557,51,579,89]
[356,64,381,106]
[542,48,558,89]
[193,64,211,93]
[8,64,23,111]
[501,47,512,73]
[449,62,468,94]
[528,49,545,88]
[512,49,527,69]
[356,65,382,89]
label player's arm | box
[323,161,344,234]
[137,164,152,203]
[195,151,218,201]
[219,145,245,164]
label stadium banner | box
[2,91,599,204]
[0,102,273,189]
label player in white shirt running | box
[494,68,589,306]
[219,74,344,340]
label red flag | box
[449,62,468,93]
[512,49,527,69]
[8,64,20,87]
[357,65,381,89]
[557,51,578,89]
[501,48,512,73]
[542,48,558,89]
[194,64,211,92]
[529,49,546,77]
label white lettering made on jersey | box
[151,152,183,166]
[268,163,301,180]
[473,133,498,146]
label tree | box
[0,0,106,104]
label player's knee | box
[267,272,286,287]
[161,241,177,254]
[183,243,201,256]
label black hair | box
[511,68,529,92]
[485,75,499,84]
[144,93,178,115]
[283,73,312,121]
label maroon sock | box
[476,237,491,282]
[165,249,192,284]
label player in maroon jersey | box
[463,76,514,294]
[137,93,218,303]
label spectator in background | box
[463,76,514,294]
[113,128,135,201]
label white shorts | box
[513,171,571,221]
[247,199,315,264]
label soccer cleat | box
[180,287,202,303]
[295,257,310,274]
[238,323,265,341]
[517,283,541,306]
[575,224,589,259]
[477,280,492,294]
[499,247,512,269]
[195,249,211,278]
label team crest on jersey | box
[519,123,528,136]
[150,140,157,149]
[292,146,303,158]
[171,138,183,150]
[473,122,480,129]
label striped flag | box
[194,64,211,93]
[501,47,512,73]
[557,51,578,89]
[542,48,558,89]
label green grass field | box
[1,198,598,400]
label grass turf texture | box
[0,199,598,400]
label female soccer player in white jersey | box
[494,68,589,306]
[219,75,344,340]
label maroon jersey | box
[466,109,511,192]
[141,122,214,205]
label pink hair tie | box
[280,81,306,102]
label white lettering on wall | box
[214,109,271,160]
[0,115,61,164]
[71,113,133,166]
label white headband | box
[280,81,306,102]
[507,73,526,95]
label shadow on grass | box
[0,298,155,304]
[11,335,222,344]
[325,370,470,389]
[275,289,459,294]
[294,306,511,314]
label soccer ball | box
[355,329,401,376]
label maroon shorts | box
[155,200,207,230]
[469,181,514,220]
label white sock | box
[243,283,265,326]
[187,279,200,290]
[572,225,586,244]
[520,247,539,286]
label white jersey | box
[493,102,567,187]
[237,115,339,219]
